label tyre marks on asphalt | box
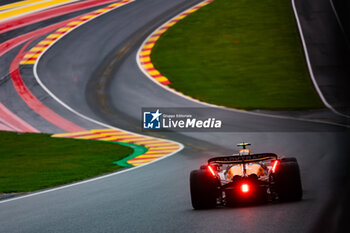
[1,0,134,133]
[20,0,134,65]
[53,129,181,167]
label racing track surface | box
[0,0,349,232]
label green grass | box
[152,0,323,110]
[0,131,133,193]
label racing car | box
[190,143,302,209]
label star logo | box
[150,109,162,122]
[143,109,162,129]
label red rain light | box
[241,184,249,193]
[208,165,216,177]
[272,160,279,173]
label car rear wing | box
[208,153,278,164]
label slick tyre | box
[190,169,219,209]
[273,158,302,202]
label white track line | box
[136,0,350,127]
[0,0,184,205]
[291,0,349,118]
[329,0,350,48]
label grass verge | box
[151,0,323,110]
[0,131,133,193]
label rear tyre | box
[190,169,219,209]
[273,158,302,202]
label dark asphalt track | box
[0,0,349,232]
[294,0,350,116]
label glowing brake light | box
[272,160,279,173]
[208,165,216,177]
[241,184,249,193]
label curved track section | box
[0,0,349,232]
